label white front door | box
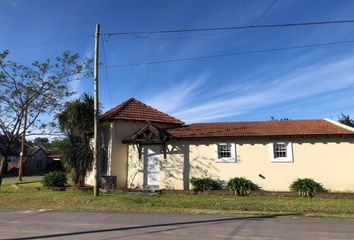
[143,146,160,186]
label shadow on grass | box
[6,213,297,240]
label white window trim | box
[269,141,293,163]
[215,142,236,163]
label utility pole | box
[93,24,100,197]
[18,106,28,181]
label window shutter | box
[230,143,236,162]
[214,144,219,160]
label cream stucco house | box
[86,98,354,192]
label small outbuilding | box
[1,135,49,175]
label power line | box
[122,1,277,40]
[104,19,354,37]
[101,36,113,108]
[107,39,354,68]
[111,29,235,41]
[3,19,353,50]
[254,0,278,24]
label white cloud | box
[174,55,354,123]
[145,69,213,113]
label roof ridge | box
[100,97,184,124]
[100,97,135,119]
[119,97,136,112]
[133,98,183,123]
[324,118,354,132]
[187,119,324,125]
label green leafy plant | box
[290,178,326,197]
[226,177,260,196]
[57,93,95,187]
[190,170,224,193]
[42,171,68,187]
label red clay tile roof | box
[100,98,184,125]
[167,119,354,138]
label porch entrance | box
[143,145,161,188]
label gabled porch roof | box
[122,122,170,144]
[122,122,170,159]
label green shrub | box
[190,171,224,193]
[42,171,68,187]
[190,177,224,193]
[226,177,260,196]
[290,178,326,197]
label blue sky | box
[2,0,354,124]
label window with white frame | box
[270,141,293,162]
[215,143,236,162]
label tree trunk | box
[0,144,10,187]
[0,156,7,187]
[18,106,28,181]
[78,173,85,187]
[71,168,79,186]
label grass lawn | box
[0,177,353,219]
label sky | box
[2,0,354,125]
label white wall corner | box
[231,143,236,162]
[214,143,219,160]
[106,122,114,176]
[268,142,274,161]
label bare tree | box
[0,50,92,186]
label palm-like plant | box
[57,93,94,186]
[58,93,94,140]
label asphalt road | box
[0,209,353,240]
